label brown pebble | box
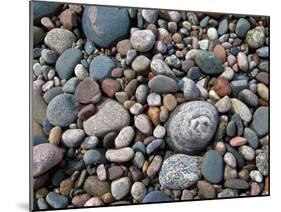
[147,24,159,37]
[181,189,193,200]
[148,72,156,80]
[33,121,45,136]
[172,33,182,43]
[71,193,91,207]
[181,59,195,72]
[84,197,104,207]
[129,166,144,181]
[111,68,123,78]
[59,9,78,30]
[197,180,216,199]
[101,192,114,204]
[148,107,160,126]
[123,100,136,110]
[49,126,61,145]
[41,17,55,30]
[230,136,247,147]
[238,169,250,181]
[124,79,138,98]
[264,177,269,192]
[213,77,231,97]
[107,166,124,181]
[213,45,226,63]
[117,39,132,56]
[146,155,162,177]
[214,141,226,155]
[142,160,149,174]
[163,94,177,112]
[77,104,96,120]
[256,72,269,85]
[60,178,73,196]
[101,79,121,97]
[35,187,48,199]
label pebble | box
[46,94,80,127]
[198,39,209,50]
[238,89,259,107]
[215,96,231,113]
[214,77,231,97]
[246,27,266,49]
[159,154,200,189]
[257,83,268,101]
[59,178,73,196]
[130,29,155,52]
[142,191,171,203]
[89,56,116,82]
[101,79,121,97]
[201,150,224,183]
[71,193,91,207]
[132,152,145,169]
[256,152,268,176]
[135,84,149,104]
[134,114,153,135]
[153,125,166,138]
[235,18,251,38]
[250,170,263,183]
[148,75,178,93]
[197,180,216,199]
[33,26,45,46]
[41,49,58,64]
[146,139,163,155]
[218,18,228,35]
[224,152,237,168]
[115,126,135,148]
[44,28,76,54]
[166,101,219,154]
[207,27,218,40]
[147,93,161,106]
[61,129,84,148]
[33,143,63,177]
[252,106,268,137]
[33,91,47,124]
[230,79,248,97]
[96,164,107,181]
[81,136,99,149]
[150,59,175,78]
[74,64,88,80]
[256,47,269,58]
[243,128,259,149]
[142,9,159,23]
[84,99,130,137]
[46,192,69,209]
[218,189,238,198]
[83,176,110,198]
[183,78,200,100]
[224,179,249,190]
[62,77,80,93]
[231,98,252,123]
[83,149,106,165]
[226,144,245,169]
[117,39,132,56]
[163,94,177,111]
[239,145,255,161]
[132,55,151,74]
[105,147,134,162]
[84,40,96,55]
[131,182,147,202]
[132,142,146,154]
[82,6,130,48]
[130,103,144,115]
[165,54,181,68]
[78,104,96,120]
[107,166,124,180]
[256,72,269,85]
[126,49,137,65]
[194,50,223,75]
[229,136,247,147]
[43,87,63,103]
[111,177,131,200]
[237,52,249,72]
[37,198,49,210]
[221,67,234,80]
[124,79,138,98]
[146,155,162,177]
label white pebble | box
[207,27,218,40]
[153,125,166,138]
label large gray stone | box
[82,6,130,48]
[166,101,219,154]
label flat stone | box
[183,78,200,100]
[47,94,80,127]
[142,9,158,23]
[83,176,110,198]
[130,29,155,52]
[142,191,171,203]
[194,50,223,75]
[238,89,259,107]
[83,149,106,165]
[115,126,135,148]
[197,180,216,199]
[33,143,63,177]
[131,55,151,74]
[231,98,252,123]
[148,75,178,94]
[166,101,219,154]
[159,154,201,189]
[252,106,268,137]
[105,147,134,162]
[107,166,124,180]
[215,96,231,113]
[83,99,130,137]
[244,128,259,149]
[111,177,131,200]
[82,6,130,48]
[89,56,116,82]
[201,150,224,183]
[224,179,249,190]
[44,28,76,54]
[46,192,68,209]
